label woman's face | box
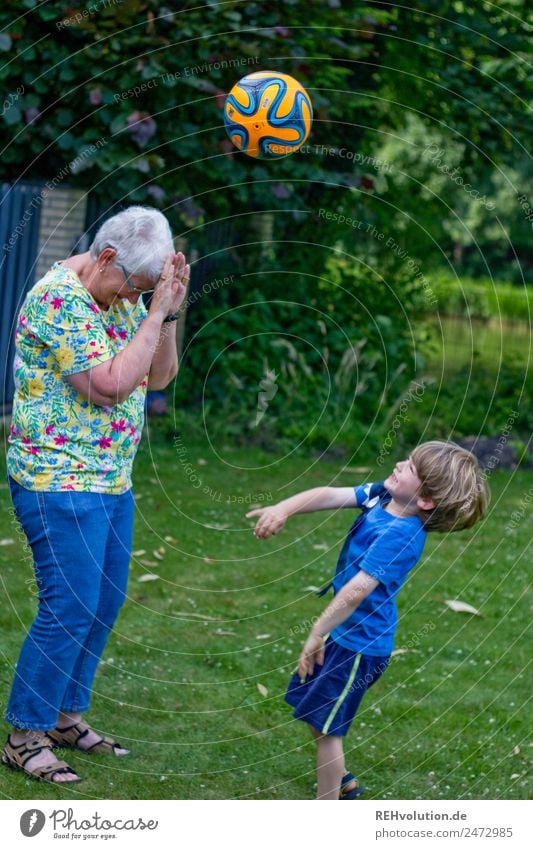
[96,249,154,308]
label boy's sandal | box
[340,771,365,799]
[2,733,82,784]
[48,721,130,756]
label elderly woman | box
[3,206,189,784]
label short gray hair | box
[90,206,174,283]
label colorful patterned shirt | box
[7,262,148,493]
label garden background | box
[0,0,531,801]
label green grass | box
[0,424,531,800]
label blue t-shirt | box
[329,482,427,656]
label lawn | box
[0,421,530,801]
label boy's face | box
[384,456,424,508]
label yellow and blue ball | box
[224,71,313,159]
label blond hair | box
[411,440,489,532]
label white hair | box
[90,206,174,283]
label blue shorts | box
[285,638,390,737]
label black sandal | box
[2,733,83,784]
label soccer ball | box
[223,71,313,159]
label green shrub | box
[396,357,532,446]
[428,273,531,321]
[175,255,427,453]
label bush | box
[174,254,428,454]
[428,273,531,321]
[395,357,532,447]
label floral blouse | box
[7,262,148,493]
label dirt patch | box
[457,436,529,471]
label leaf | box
[137,574,159,582]
[444,599,482,616]
[313,543,329,551]
[256,683,268,697]
[391,647,420,656]
[255,634,271,640]
[3,106,21,126]
[153,550,164,561]
[303,585,321,592]
[173,611,222,622]
[139,559,158,568]
[0,539,15,546]
[513,745,521,755]
[164,535,176,543]
[203,557,215,564]
[213,628,237,636]
[132,549,146,556]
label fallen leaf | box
[513,745,521,755]
[137,574,159,582]
[391,648,420,656]
[134,493,144,500]
[153,550,164,561]
[173,611,222,622]
[444,599,482,616]
[203,557,215,564]
[302,585,321,592]
[312,543,329,551]
[213,628,237,636]
[510,773,521,779]
[132,549,146,556]
[255,634,271,640]
[164,535,176,543]
[0,539,15,546]
[257,683,268,697]
[140,559,158,568]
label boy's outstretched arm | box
[246,486,357,539]
[297,570,379,679]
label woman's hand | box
[246,504,289,538]
[297,632,325,680]
[150,253,190,319]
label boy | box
[246,441,489,800]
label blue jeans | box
[6,478,134,730]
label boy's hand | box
[297,632,325,680]
[246,505,288,538]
